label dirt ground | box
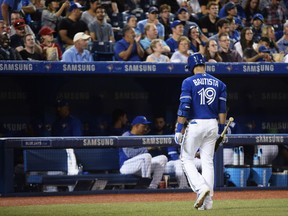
[1,190,287,206]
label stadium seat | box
[89,41,115,61]
[110,13,123,28]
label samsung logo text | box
[255,135,284,143]
[142,138,173,145]
[243,64,274,73]
[83,138,114,146]
[124,64,157,72]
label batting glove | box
[174,122,184,145]
[174,132,183,145]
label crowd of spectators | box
[0,0,287,62]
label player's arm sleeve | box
[89,53,93,61]
[137,21,144,34]
[114,42,127,60]
[177,79,192,118]
[61,50,72,62]
[122,147,148,158]
[159,25,164,38]
[219,83,227,114]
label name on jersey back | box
[193,78,219,87]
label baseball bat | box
[214,117,234,152]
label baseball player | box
[174,53,227,210]
[165,146,189,189]
[119,116,168,189]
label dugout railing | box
[0,134,287,196]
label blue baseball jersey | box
[179,72,227,119]
[119,131,148,167]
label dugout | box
[0,61,287,196]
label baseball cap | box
[252,13,264,22]
[177,7,188,14]
[225,2,236,12]
[56,99,69,107]
[13,19,26,29]
[127,15,136,22]
[39,26,55,36]
[131,116,151,126]
[73,32,91,42]
[258,45,270,53]
[69,2,84,12]
[170,20,185,29]
[148,6,158,13]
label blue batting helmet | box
[186,53,205,72]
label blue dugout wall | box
[0,61,287,136]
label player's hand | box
[174,132,183,145]
[174,122,184,144]
[63,1,70,8]
[135,34,141,43]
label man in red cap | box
[39,26,62,60]
[10,11,34,36]
[10,19,28,52]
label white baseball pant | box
[181,119,218,196]
[120,153,168,188]
[165,160,189,189]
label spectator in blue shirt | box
[61,32,93,62]
[140,23,170,56]
[137,6,165,40]
[114,25,144,61]
[166,20,185,53]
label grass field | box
[0,198,287,216]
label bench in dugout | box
[23,148,151,192]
